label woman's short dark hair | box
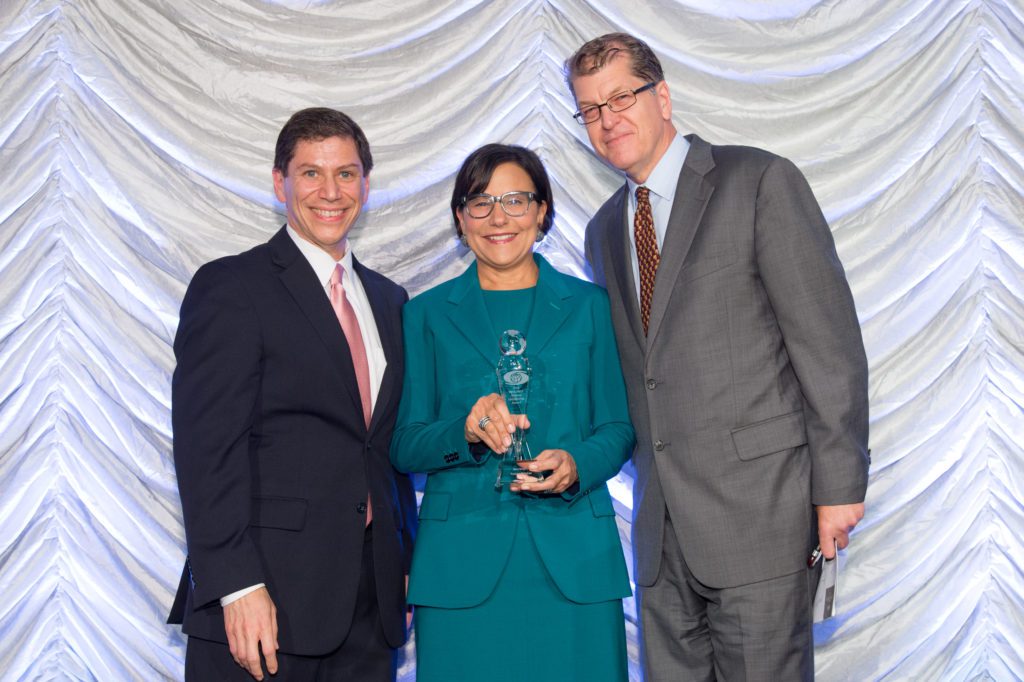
[450,144,555,237]
[273,107,373,176]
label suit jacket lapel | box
[524,255,572,356]
[646,134,716,349]
[354,257,400,434]
[602,187,646,351]
[270,228,365,424]
[445,261,500,365]
[443,255,574,365]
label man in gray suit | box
[565,33,870,680]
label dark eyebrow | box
[295,163,362,172]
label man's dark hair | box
[565,32,665,98]
[450,144,555,236]
[273,107,373,176]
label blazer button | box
[654,440,665,451]
[356,502,367,514]
[646,379,657,390]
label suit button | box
[654,440,665,451]
[356,502,367,514]
[646,379,657,390]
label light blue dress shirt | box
[625,134,691,302]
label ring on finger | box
[478,416,491,430]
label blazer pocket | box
[418,492,451,521]
[678,253,736,284]
[588,491,616,518]
[250,496,308,531]
[730,411,807,461]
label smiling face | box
[273,135,368,260]
[571,54,675,184]
[457,162,547,289]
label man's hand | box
[223,587,279,680]
[816,503,865,560]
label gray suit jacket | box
[585,134,869,589]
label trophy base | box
[492,435,539,489]
[494,461,545,489]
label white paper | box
[813,542,840,623]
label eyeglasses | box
[573,81,658,125]
[461,191,538,219]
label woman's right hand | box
[464,393,530,455]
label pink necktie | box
[330,264,372,427]
[330,263,373,525]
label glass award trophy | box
[494,330,542,489]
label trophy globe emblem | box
[495,330,539,488]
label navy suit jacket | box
[168,227,417,654]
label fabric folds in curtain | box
[0,0,1021,679]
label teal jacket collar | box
[444,253,574,365]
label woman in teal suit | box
[391,144,634,681]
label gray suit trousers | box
[639,511,820,682]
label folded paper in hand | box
[812,541,839,623]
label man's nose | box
[321,175,341,200]
[599,104,619,129]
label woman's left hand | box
[510,449,578,495]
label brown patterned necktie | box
[634,185,660,335]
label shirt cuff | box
[220,583,266,607]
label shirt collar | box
[627,134,691,203]
[285,225,355,287]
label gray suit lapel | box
[646,135,716,349]
[602,187,646,350]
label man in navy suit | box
[168,107,416,681]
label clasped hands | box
[465,393,578,494]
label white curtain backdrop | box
[1,0,1022,679]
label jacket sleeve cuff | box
[468,440,491,463]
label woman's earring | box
[459,234,468,247]
[535,231,545,243]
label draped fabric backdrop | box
[1,0,1021,679]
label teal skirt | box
[413,514,627,682]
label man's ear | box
[656,80,673,122]
[273,168,287,203]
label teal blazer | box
[391,254,634,608]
